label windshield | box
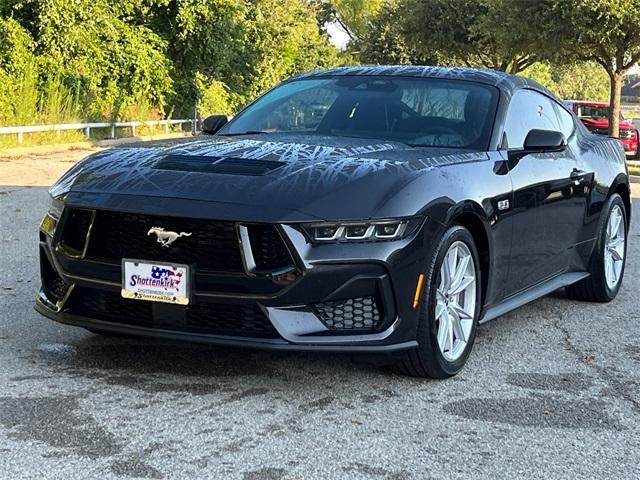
[219,76,499,149]
[574,104,624,121]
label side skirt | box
[479,272,590,324]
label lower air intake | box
[68,288,280,338]
[311,296,382,331]
[41,250,70,302]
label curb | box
[630,175,640,184]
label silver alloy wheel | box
[435,240,477,361]
[604,204,625,289]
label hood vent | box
[154,155,285,176]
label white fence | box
[0,119,198,145]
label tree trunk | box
[608,72,623,138]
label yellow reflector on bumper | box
[40,213,57,237]
[413,274,425,309]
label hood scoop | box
[154,155,285,176]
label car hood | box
[52,134,488,222]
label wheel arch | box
[610,176,631,226]
[447,202,492,309]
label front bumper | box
[36,197,437,352]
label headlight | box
[47,193,65,220]
[40,194,65,236]
[620,129,637,140]
[302,216,424,243]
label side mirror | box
[523,129,566,152]
[202,115,229,135]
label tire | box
[397,225,481,378]
[566,193,627,302]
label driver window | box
[503,90,561,148]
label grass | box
[628,165,640,176]
[0,123,190,149]
[0,130,85,149]
[0,72,193,149]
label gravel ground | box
[0,178,639,479]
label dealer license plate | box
[121,259,190,305]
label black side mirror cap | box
[202,115,229,135]
[523,129,566,152]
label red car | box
[565,100,639,159]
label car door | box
[503,89,589,296]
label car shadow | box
[33,330,403,387]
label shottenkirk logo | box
[147,226,192,247]
[129,266,183,292]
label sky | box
[326,22,350,50]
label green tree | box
[152,0,340,117]
[543,0,640,136]
[0,0,342,125]
[401,0,543,73]
[0,17,39,125]
[3,0,174,121]
[314,0,384,42]
[351,1,434,65]
[523,61,610,102]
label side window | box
[552,102,576,140]
[503,90,561,148]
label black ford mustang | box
[36,66,631,378]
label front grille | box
[311,296,382,331]
[60,209,93,253]
[41,251,70,302]
[186,302,278,337]
[85,211,244,272]
[71,287,153,324]
[246,225,293,271]
[68,287,279,338]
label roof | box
[621,80,640,97]
[290,65,552,96]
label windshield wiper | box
[218,130,270,136]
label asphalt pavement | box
[0,184,639,479]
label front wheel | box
[397,225,481,378]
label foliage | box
[2,0,640,139]
[350,1,434,65]
[400,0,544,73]
[0,17,37,125]
[313,0,384,41]
[0,0,341,126]
[196,73,233,117]
[350,0,640,136]
[523,62,610,102]
[537,0,640,135]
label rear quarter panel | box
[574,122,630,247]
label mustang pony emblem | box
[147,227,192,247]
